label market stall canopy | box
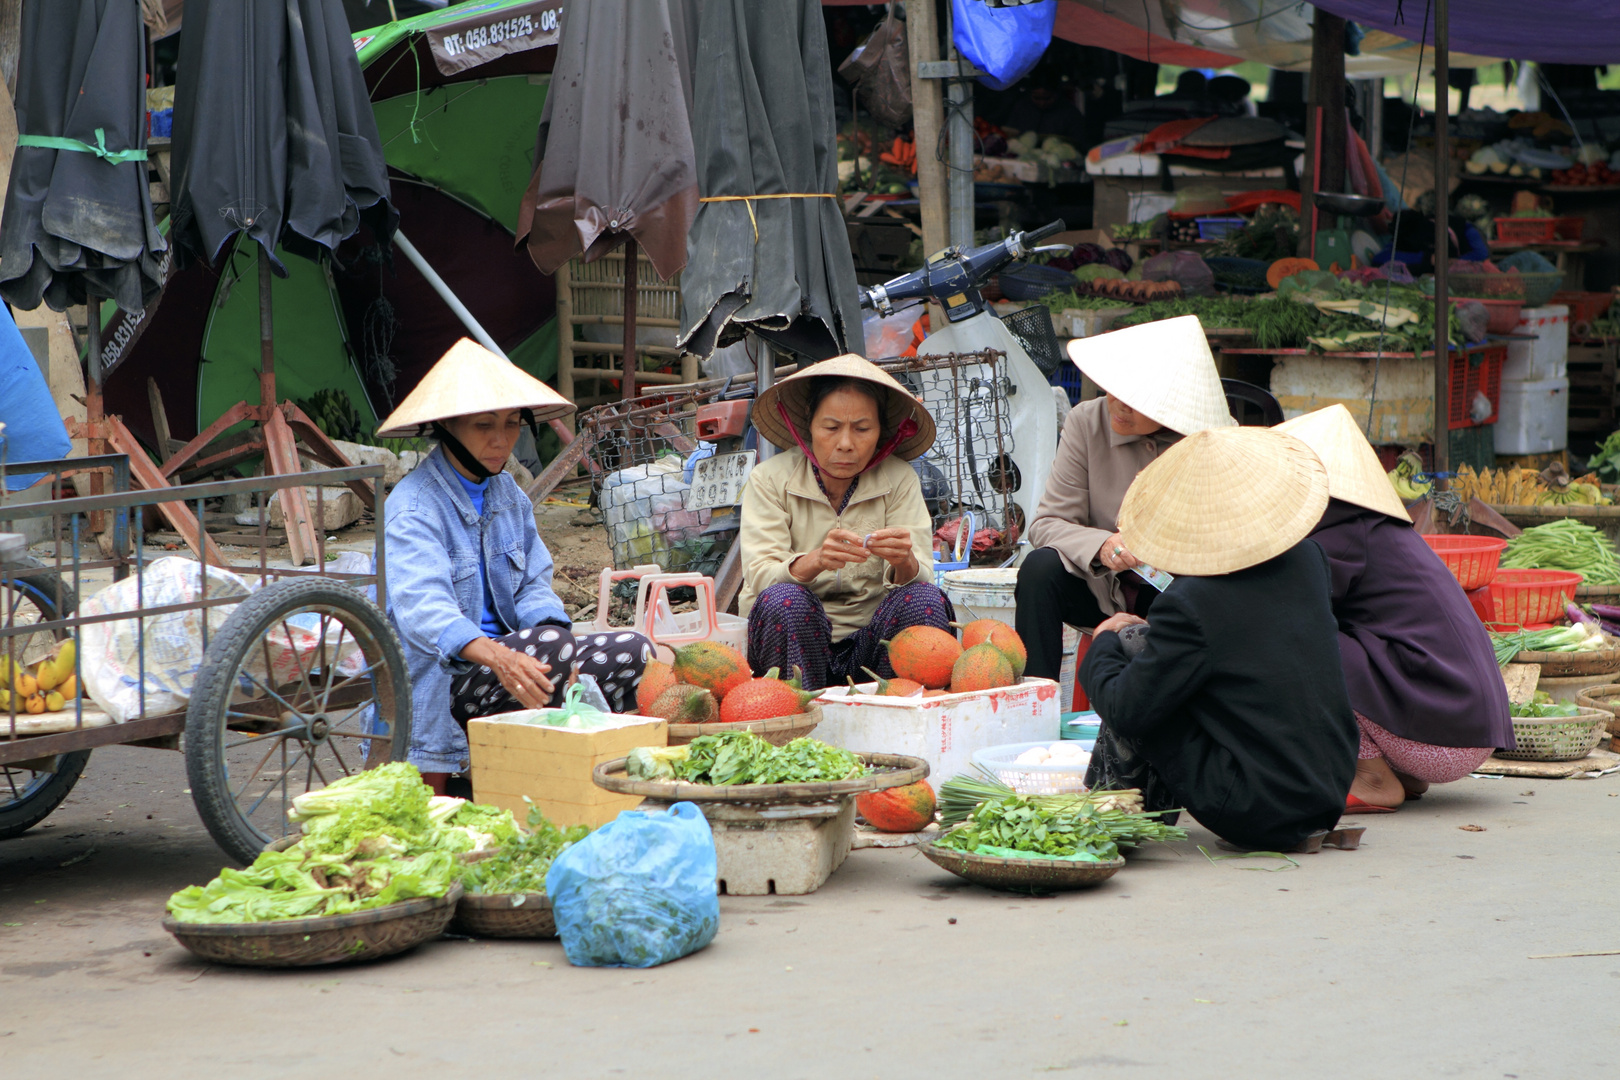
[0,0,166,314]
[1311,0,1620,65]
[169,0,397,275]
[1058,0,1504,75]
[516,0,698,281]
[680,0,862,362]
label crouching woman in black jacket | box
[1078,427,1358,853]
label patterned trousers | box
[746,580,955,691]
[450,625,654,720]
[1356,712,1493,784]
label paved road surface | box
[3,746,1617,1078]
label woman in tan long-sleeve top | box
[1016,316,1234,680]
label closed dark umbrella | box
[678,0,862,363]
[516,0,699,399]
[164,0,397,566]
[169,0,396,274]
[0,0,165,315]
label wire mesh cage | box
[580,387,729,576]
[996,305,1063,378]
[876,349,1021,563]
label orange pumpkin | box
[1266,257,1319,290]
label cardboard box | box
[467,712,667,829]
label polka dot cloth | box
[746,580,954,691]
[451,625,653,720]
[1355,712,1493,784]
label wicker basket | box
[163,885,462,967]
[452,892,556,939]
[667,705,822,747]
[918,843,1125,893]
[593,751,928,805]
[1575,684,1620,736]
[1512,646,1620,677]
[1498,709,1610,761]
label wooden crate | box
[1566,341,1617,434]
[467,713,667,830]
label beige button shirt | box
[1027,397,1181,615]
[738,449,934,643]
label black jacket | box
[1079,541,1358,851]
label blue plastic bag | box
[951,0,1056,92]
[546,801,719,968]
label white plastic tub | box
[1494,376,1569,455]
[814,678,1062,783]
[941,567,1019,626]
[1503,305,1569,382]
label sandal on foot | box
[1345,794,1398,814]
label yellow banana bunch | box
[34,639,74,691]
[1388,452,1433,501]
[1451,464,1546,505]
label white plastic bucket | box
[942,567,1019,626]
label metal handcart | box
[0,457,408,864]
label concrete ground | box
[2,745,1617,1079]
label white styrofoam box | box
[815,678,1062,784]
[1503,305,1569,382]
[1494,376,1569,455]
[642,797,855,896]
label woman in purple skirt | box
[737,355,952,690]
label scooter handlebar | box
[1020,219,1066,245]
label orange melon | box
[718,668,821,723]
[882,626,961,689]
[671,641,752,702]
[635,659,679,714]
[950,643,1015,693]
[857,780,936,832]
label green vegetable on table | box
[1490,623,1610,666]
[626,730,867,786]
[1509,692,1582,718]
[1501,519,1620,585]
[1589,429,1620,484]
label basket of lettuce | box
[163,763,522,966]
[1500,696,1610,761]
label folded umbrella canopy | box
[169,0,396,273]
[678,0,862,362]
[0,0,166,314]
[517,0,699,282]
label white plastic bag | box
[79,558,253,722]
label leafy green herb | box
[458,806,589,895]
[937,772,1186,849]
[664,731,866,785]
[935,795,1122,860]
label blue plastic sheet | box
[951,0,1056,92]
[0,311,70,492]
[547,801,719,968]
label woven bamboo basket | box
[918,843,1125,893]
[163,885,462,967]
[1498,709,1610,761]
[592,751,928,806]
[452,892,556,939]
[1575,684,1620,736]
[667,705,822,747]
[1574,583,1620,601]
[1513,646,1620,677]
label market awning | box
[1059,0,1505,75]
[1311,0,1620,65]
[1053,2,1242,68]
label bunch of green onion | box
[937,772,1187,848]
[1489,622,1609,666]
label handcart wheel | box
[185,577,411,864]
[0,557,88,840]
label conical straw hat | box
[1276,404,1412,522]
[376,338,575,438]
[1119,426,1329,576]
[753,354,936,461]
[1065,314,1235,435]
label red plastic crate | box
[1487,569,1582,629]
[1494,216,1585,244]
[1422,535,1508,591]
[1447,345,1504,430]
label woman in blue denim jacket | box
[378,341,653,792]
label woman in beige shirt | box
[738,355,948,690]
[1016,315,1234,680]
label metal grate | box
[996,305,1062,378]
